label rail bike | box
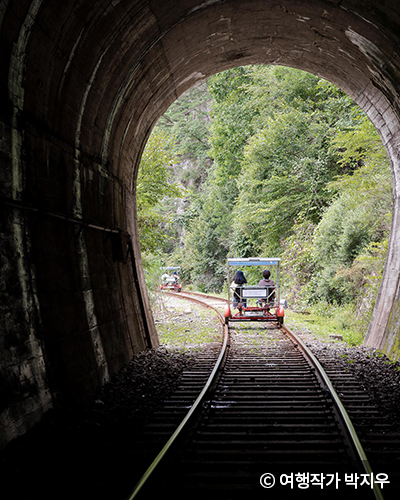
[224,257,286,324]
[160,266,182,292]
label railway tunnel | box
[1,0,400,448]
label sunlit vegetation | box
[136,65,392,343]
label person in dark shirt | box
[232,270,247,308]
[258,269,275,304]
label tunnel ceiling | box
[3,1,400,189]
[2,0,400,447]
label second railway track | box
[127,291,392,499]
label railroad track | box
[127,291,391,500]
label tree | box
[177,67,258,289]
[157,81,213,189]
[208,66,257,183]
[136,130,183,255]
[281,219,316,306]
[311,113,392,304]
[232,67,356,256]
[138,64,392,331]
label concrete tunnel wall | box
[1,0,400,447]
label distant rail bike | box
[160,266,182,292]
[127,290,386,500]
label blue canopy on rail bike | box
[224,257,285,324]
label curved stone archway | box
[1,0,400,446]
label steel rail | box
[125,294,229,499]
[127,291,383,500]
[281,324,384,500]
[180,291,384,499]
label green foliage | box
[140,252,165,308]
[208,67,257,181]
[229,67,363,258]
[179,182,233,291]
[336,239,389,331]
[136,129,183,254]
[149,83,214,259]
[310,113,392,306]
[157,81,213,188]
[286,303,364,346]
[138,64,392,344]
[281,220,316,306]
[175,68,258,290]
[329,110,386,169]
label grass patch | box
[155,299,222,350]
[285,302,364,346]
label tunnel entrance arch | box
[1,0,400,446]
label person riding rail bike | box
[232,270,247,309]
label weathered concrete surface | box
[1,0,400,447]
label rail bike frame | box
[225,257,285,323]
